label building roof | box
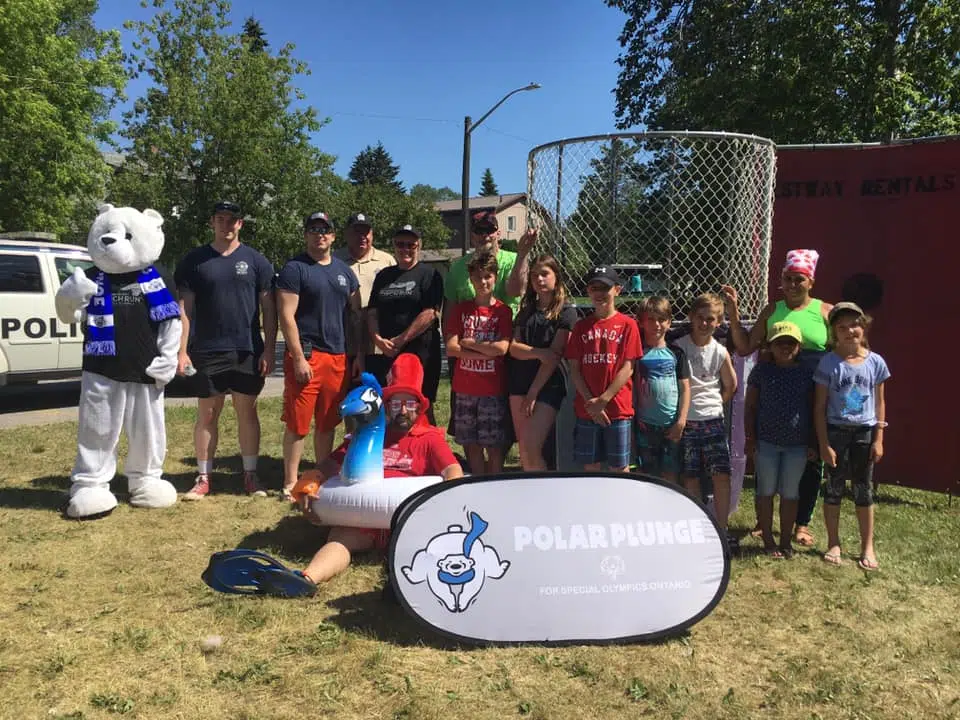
[421,249,463,262]
[434,193,526,214]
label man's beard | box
[389,415,414,433]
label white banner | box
[388,472,730,645]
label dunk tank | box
[526,131,777,512]
[526,131,960,497]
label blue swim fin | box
[201,549,317,598]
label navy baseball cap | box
[213,200,242,216]
[303,211,334,230]
[346,212,373,228]
[393,224,422,239]
[584,265,622,287]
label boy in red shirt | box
[445,251,513,474]
[565,266,643,472]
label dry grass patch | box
[0,384,958,719]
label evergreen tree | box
[347,142,404,191]
[480,168,499,196]
[242,16,268,53]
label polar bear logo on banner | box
[401,511,510,613]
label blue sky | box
[93,0,635,196]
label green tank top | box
[767,298,828,351]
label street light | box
[461,82,541,252]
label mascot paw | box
[128,478,178,509]
[66,486,118,519]
[145,356,177,387]
[55,268,99,324]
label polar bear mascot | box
[55,204,182,519]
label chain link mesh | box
[526,132,776,322]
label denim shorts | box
[823,425,875,507]
[454,394,507,447]
[753,441,808,499]
[681,417,731,477]
[636,422,681,477]
[574,418,632,469]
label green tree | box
[605,0,960,142]
[480,168,499,196]
[326,183,451,251]
[0,0,125,239]
[109,0,334,267]
[347,142,404,191]
[409,183,460,204]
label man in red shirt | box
[293,353,463,588]
[565,266,643,472]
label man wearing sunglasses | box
[367,225,444,421]
[292,353,463,588]
[276,211,363,500]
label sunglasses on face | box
[394,240,419,250]
[389,399,419,413]
[306,226,332,235]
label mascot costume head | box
[54,204,183,519]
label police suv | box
[0,236,94,386]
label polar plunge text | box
[513,520,710,552]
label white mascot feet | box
[55,204,182,519]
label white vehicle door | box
[53,255,95,370]
[0,251,59,374]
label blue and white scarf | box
[84,266,180,356]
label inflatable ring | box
[289,372,445,530]
[293,469,444,530]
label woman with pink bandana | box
[722,249,833,549]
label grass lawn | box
[1,379,958,719]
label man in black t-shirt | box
[174,201,278,500]
[368,225,444,417]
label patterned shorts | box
[574,418,633,469]
[454,394,507,447]
[636,422,682,477]
[681,417,731,477]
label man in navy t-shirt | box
[174,200,277,500]
[276,211,362,500]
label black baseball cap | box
[346,212,373,228]
[393,224,422,239]
[471,210,498,233]
[303,211,334,230]
[213,200,242,216]
[584,265,622,288]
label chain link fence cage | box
[526,131,777,322]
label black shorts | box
[191,351,265,398]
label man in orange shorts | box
[276,211,363,500]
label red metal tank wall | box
[771,140,959,494]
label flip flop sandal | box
[822,550,843,566]
[202,549,317,597]
[857,557,879,572]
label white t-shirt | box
[675,334,728,421]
